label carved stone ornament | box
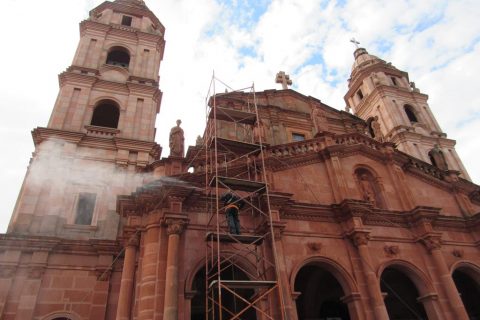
[127,233,140,247]
[307,242,322,253]
[452,249,464,258]
[166,219,186,235]
[384,245,400,257]
[349,231,371,247]
[421,236,442,252]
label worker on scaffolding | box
[221,192,245,235]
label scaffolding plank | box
[209,106,257,125]
[210,176,266,193]
[209,136,261,155]
[205,232,264,245]
[209,280,277,290]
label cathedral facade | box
[1,1,479,320]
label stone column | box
[341,293,365,320]
[138,224,160,320]
[349,230,389,320]
[418,293,445,320]
[116,234,139,320]
[163,219,186,320]
[422,236,469,320]
[270,220,296,320]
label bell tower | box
[344,47,470,180]
[9,0,165,238]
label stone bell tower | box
[8,0,165,239]
[344,47,470,180]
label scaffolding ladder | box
[204,75,286,320]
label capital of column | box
[419,234,442,252]
[347,229,371,247]
[165,218,187,235]
[126,233,140,247]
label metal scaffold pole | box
[203,75,287,320]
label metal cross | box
[350,38,360,49]
[275,71,292,89]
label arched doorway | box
[380,267,428,319]
[452,268,480,319]
[294,264,350,320]
[191,264,257,320]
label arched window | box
[381,267,428,319]
[294,264,350,320]
[91,100,120,128]
[404,104,418,123]
[452,268,480,318]
[106,46,130,68]
[190,263,256,320]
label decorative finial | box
[350,38,360,49]
[275,71,292,89]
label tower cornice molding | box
[352,85,429,117]
[80,20,165,47]
[89,1,165,34]
[348,61,408,91]
[32,127,161,159]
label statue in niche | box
[370,116,384,142]
[428,144,449,170]
[169,119,184,157]
[311,107,328,135]
[359,173,377,206]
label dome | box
[351,48,385,73]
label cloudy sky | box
[1,0,479,232]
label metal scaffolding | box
[203,73,286,320]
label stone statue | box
[312,107,328,135]
[195,135,204,147]
[359,174,376,206]
[429,144,448,170]
[370,116,384,142]
[169,119,184,157]
[410,82,420,92]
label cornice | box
[80,19,164,46]
[0,234,120,256]
[31,127,161,159]
[89,1,165,33]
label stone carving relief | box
[384,245,400,257]
[166,219,186,235]
[350,231,370,247]
[452,249,464,258]
[306,242,322,253]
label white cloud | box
[0,0,479,232]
